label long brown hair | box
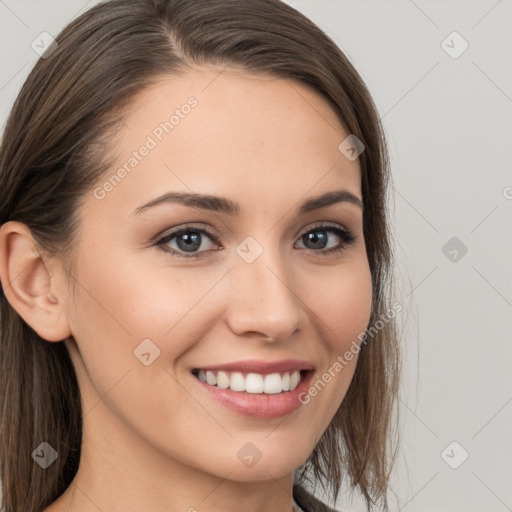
[0,1,400,510]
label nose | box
[225,242,306,342]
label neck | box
[44,391,297,512]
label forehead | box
[87,67,361,219]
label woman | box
[0,1,400,511]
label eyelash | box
[154,222,356,260]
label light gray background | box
[1,1,511,511]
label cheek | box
[285,260,372,438]
[309,259,372,380]
[68,250,229,369]
[65,254,221,429]
[312,259,373,351]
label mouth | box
[190,361,316,418]
[191,368,312,394]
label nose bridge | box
[227,234,303,338]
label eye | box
[155,224,220,259]
[154,222,356,259]
[295,222,356,256]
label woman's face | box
[60,67,372,483]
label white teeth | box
[230,372,245,392]
[205,370,216,386]
[290,370,300,390]
[216,371,230,389]
[263,373,283,394]
[195,369,305,394]
[245,373,264,393]
[282,372,291,391]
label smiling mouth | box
[191,368,311,394]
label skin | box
[0,66,372,512]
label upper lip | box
[193,359,315,375]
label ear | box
[0,221,72,342]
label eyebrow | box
[132,188,363,216]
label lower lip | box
[192,371,314,419]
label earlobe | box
[0,221,72,342]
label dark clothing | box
[292,484,339,512]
